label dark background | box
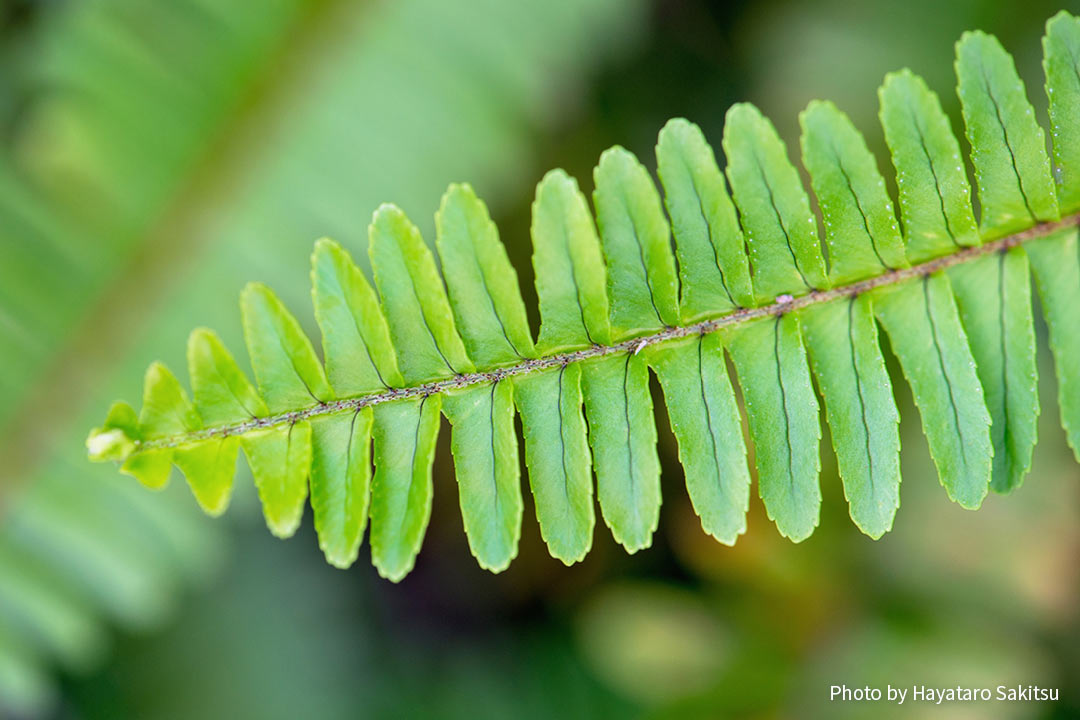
[0,0,1077,717]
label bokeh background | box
[1,0,1078,717]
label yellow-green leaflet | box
[138,363,200,439]
[369,396,441,582]
[241,422,313,538]
[241,284,333,413]
[369,205,473,383]
[873,275,991,507]
[649,334,749,544]
[1044,11,1080,214]
[443,381,522,572]
[531,170,611,351]
[436,184,535,367]
[310,409,374,569]
[513,364,594,564]
[726,315,821,542]
[593,147,680,337]
[656,118,754,318]
[311,239,403,396]
[87,12,1080,579]
[187,328,267,424]
[120,448,172,490]
[582,353,660,552]
[174,438,240,516]
[722,103,828,301]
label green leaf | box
[137,362,201,439]
[310,409,374,569]
[443,381,522,573]
[649,334,749,544]
[187,328,267,425]
[1025,228,1080,461]
[956,31,1059,236]
[873,275,991,506]
[240,283,333,413]
[369,395,441,582]
[582,353,660,552]
[530,169,611,351]
[656,118,754,318]
[800,100,908,283]
[436,184,536,368]
[513,364,594,565]
[173,437,240,516]
[723,103,828,301]
[1044,11,1080,213]
[725,314,821,541]
[311,238,403,396]
[119,449,173,490]
[948,248,1038,492]
[83,13,1080,579]
[369,204,474,384]
[85,402,138,462]
[801,295,900,537]
[593,147,680,337]
[240,422,313,538]
[879,70,980,263]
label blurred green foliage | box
[1,0,1078,718]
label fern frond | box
[88,12,1080,580]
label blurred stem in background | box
[1,0,1078,718]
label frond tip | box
[88,12,1080,579]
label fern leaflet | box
[88,12,1080,580]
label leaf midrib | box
[128,213,1080,454]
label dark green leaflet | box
[582,353,661,552]
[650,334,749,544]
[656,118,754,318]
[956,31,1058,236]
[726,314,821,542]
[514,364,594,564]
[1044,11,1080,214]
[723,103,828,301]
[369,396,441,582]
[873,275,991,507]
[948,249,1038,492]
[800,100,908,283]
[952,33,1053,491]
[879,70,981,263]
[1025,229,1080,461]
[802,296,900,537]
